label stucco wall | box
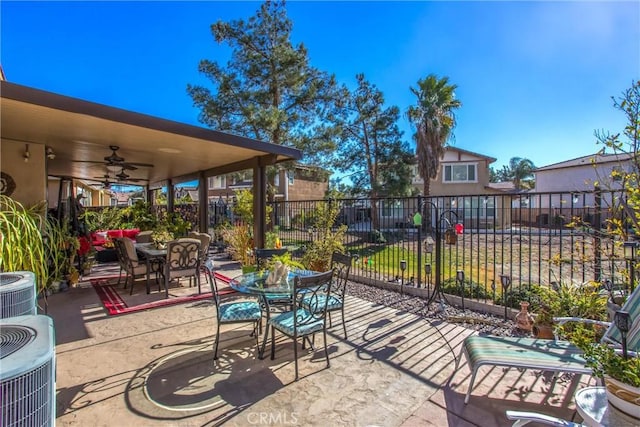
[413,150,494,196]
[535,163,627,193]
[1,139,47,207]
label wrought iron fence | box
[267,190,634,306]
[86,189,635,307]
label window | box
[210,176,226,189]
[274,173,280,187]
[443,164,477,183]
[288,171,294,185]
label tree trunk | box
[371,199,380,230]
[423,178,431,197]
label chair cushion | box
[169,268,198,279]
[122,229,140,239]
[130,263,147,275]
[269,309,325,336]
[301,294,342,312]
[107,230,124,239]
[463,336,588,372]
[219,301,262,322]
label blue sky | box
[1,1,639,172]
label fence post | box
[416,196,422,288]
[594,185,602,281]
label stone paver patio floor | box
[46,262,590,426]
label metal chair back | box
[255,248,288,270]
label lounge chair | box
[454,285,640,404]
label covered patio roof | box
[0,81,302,188]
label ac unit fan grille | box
[1,275,22,285]
[1,289,37,319]
[1,358,54,427]
[1,326,36,359]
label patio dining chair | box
[163,238,201,297]
[454,284,640,404]
[255,248,288,270]
[268,269,334,381]
[301,251,353,339]
[113,238,155,295]
[188,231,212,288]
[203,259,262,360]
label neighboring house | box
[532,152,632,214]
[175,186,199,202]
[390,146,511,229]
[534,152,631,205]
[500,152,634,227]
[412,146,497,197]
[208,164,329,227]
[207,164,329,203]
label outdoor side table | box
[574,386,638,427]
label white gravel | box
[346,281,531,338]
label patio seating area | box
[44,255,591,426]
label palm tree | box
[508,157,536,189]
[407,75,462,196]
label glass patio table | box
[229,269,319,358]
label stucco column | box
[198,172,208,233]
[253,164,266,249]
[167,179,174,216]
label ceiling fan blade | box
[72,160,107,165]
[72,145,154,169]
[116,170,129,180]
[122,162,154,168]
[119,163,138,171]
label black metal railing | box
[266,190,633,306]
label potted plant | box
[582,342,640,417]
[44,216,77,292]
[530,282,608,340]
[0,196,48,295]
[266,252,305,272]
[301,200,346,271]
[532,304,556,339]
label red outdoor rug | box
[91,272,234,316]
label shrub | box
[441,277,490,299]
[302,200,347,271]
[220,224,253,266]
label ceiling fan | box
[90,171,148,189]
[114,169,148,183]
[73,145,154,171]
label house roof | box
[443,146,497,163]
[485,181,518,193]
[1,81,302,188]
[535,152,633,172]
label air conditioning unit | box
[0,271,37,319]
[1,315,56,427]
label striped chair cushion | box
[464,336,589,373]
[269,309,325,336]
[301,294,343,313]
[606,286,640,351]
[219,301,262,322]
